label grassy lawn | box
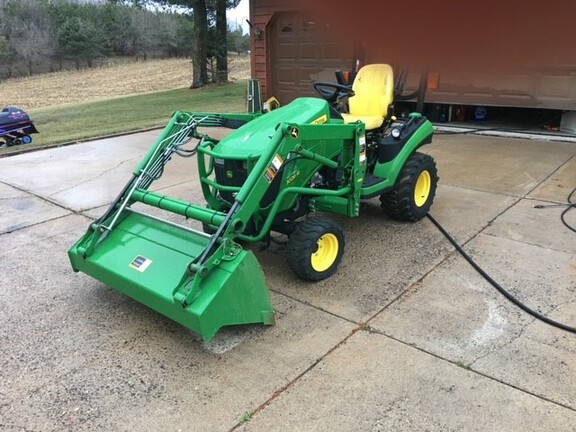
[1,81,247,156]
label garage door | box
[269,12,355,105]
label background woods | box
[0,0,249,83]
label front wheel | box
[287,217,345,281]
[380,152,438,221]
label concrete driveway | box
[0,129,575,431]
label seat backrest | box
[349,64,394,119]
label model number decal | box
[286,169,301,185]
[311,114,328,125]
[129,255,153,272]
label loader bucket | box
[68,210,274,342]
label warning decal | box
[129,255,153,272]
[264,154,284,183]
[359,135,367,164]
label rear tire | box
[287,217,345,281]
[380,152,438,221]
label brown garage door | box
[269,12,355,105]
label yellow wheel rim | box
[311,233,339,272]
[414,170,431,207]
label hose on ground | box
[426,203,576,334]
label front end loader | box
[69,64,438,341]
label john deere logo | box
[226,170,234,179]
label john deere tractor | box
[68,64,438,341]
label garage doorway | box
[269,12,355,104]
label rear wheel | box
[380,152,438,221]
[287,217,345,281]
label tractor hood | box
[212,97,330,159]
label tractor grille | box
[214,158,283,208]
[214,159,247,203]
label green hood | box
[212,97,330,159]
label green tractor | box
[68,64,438,341]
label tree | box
[106,0,148,7]
[0,35,7,58]
[130,8,156,60]
[15,20,52,75]
[162,0,240,87]
[214,0,227,83]
[58,17,111,68]
[211,0,240,83]
[190,0,208,87]
[101,3,134,56]
[175,14,194,57]
[1,0,55,76]
[0,0,202,78]
[228,23,249,55]
[49,2,112,68]
[0,35,9,76]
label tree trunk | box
[191,0,208,89]
[215,0,227,84]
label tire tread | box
[380,152,438,222]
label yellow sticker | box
[311,114,328,125]
[287,170,301,185]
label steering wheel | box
[312,82,355,105]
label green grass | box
[1,81,247,155]
[239,411,252,424]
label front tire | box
[380,152,438,221]
[287,217,345,281]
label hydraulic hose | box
[560,186,576,234]
[426,212,576,334]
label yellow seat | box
[341,64,394,130]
